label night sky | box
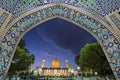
[23,18,97,70]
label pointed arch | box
[0,3,120,80]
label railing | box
[6,76,97,80]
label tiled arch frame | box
[0,3,120,80]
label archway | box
[0,3,120,80]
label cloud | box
[35,18,97,55]
[44,52,56,57]
[36,27,69,51]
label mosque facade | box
[34,58,72,76]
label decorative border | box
[0,4,120,80]
[110,15,120,29]
[105,10,120,38]
[0,8,12,29]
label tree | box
[79,43,114,77]
[18,39,26,49]
[75,54,80,66]
[8,39,35,76]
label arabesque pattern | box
[97,0,120,15]
[0,0,111,21]
[0,4,120,79]
[0,0,119,18]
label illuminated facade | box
[42,58,69,76]
[42,67,69,76]
[34,58,69,76]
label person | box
[96,77,100,80]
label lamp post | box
[95,72,97,78]
[77,67,80,76]
[95,72,97,75]
[77,67,80,70]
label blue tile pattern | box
[0,5,120,79]
[0,0,107,20]
[96,0,120,15]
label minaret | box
[41,58,45,68]
[65,58,69,68]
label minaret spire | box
[65,58,69,68]
[41,58,45,68]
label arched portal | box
[0,3,120,80]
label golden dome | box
[52,58,60,68]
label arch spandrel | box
[0,3,120,80]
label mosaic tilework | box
[110,15,120,29]
[1,0,43,20]
[41,0,101,15]
[0,0,41,13]
[0,12,9,27]
[0,4,120,79]
[0,0,107,21]
[96,0,120,15]
[60,0,105,20]
[1,0,120,20]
